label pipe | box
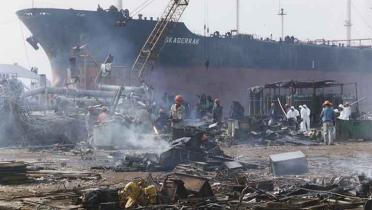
[23,87,116,98]
[23,86,147,98]
[98,84,146,93]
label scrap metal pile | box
[78,166,372,210]
[227,116,322,147]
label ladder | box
[131,0,189,84]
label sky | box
[1,0,372,79]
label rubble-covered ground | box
[0,141,371,209]
[224,141,372,177]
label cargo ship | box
[16,5,372,109]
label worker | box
[299,105,306,132]
[286,106,299,129]
[229,101,245,120]
[268,102,278,126]
[212,98,223,124]
[170,95,186,140]
[97,107,109,124]
[320,100,336,145]
[54,96,68,116]
[338,102,351,120]
[303,104,311,131]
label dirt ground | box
[224,141,372,177]
[0,141,371,209]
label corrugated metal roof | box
[264,80,341,89]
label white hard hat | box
[299,105,303,108]
[303,104,307,108]
[291,106,294,109]
[338,104,344,108]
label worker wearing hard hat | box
[170,95,186,140]
[320,100,336,145]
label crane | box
[111,0,189,112]
[131,0,189,84]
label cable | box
[131,0,153,17]
[130,0,157,17]
[351,2,372,33]
[131,0,151,15]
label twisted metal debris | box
[0,79,86,146]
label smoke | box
[111,127,170,154]
[94,124,171,154]
[93,106,170,154]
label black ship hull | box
[17,8,372,109]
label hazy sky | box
[1,0,372,79]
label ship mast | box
[236,0,240,34]
[117,0,123,10]
[345,0,352,46]
[278,8,286,40]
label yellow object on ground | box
[118,179,157,208]
[120,181,143,208]
[144,185,157,204]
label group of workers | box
[320,100,352,145]
[168,95,223,140]
[283,104,311,132]
[269,100,353,145]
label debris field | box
[0,141,371,209]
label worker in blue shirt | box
[320,100,336,145]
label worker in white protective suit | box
[286,106,299,129]
[299,105,306,132]
[338,103,351,120]
[303,104,311,131]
